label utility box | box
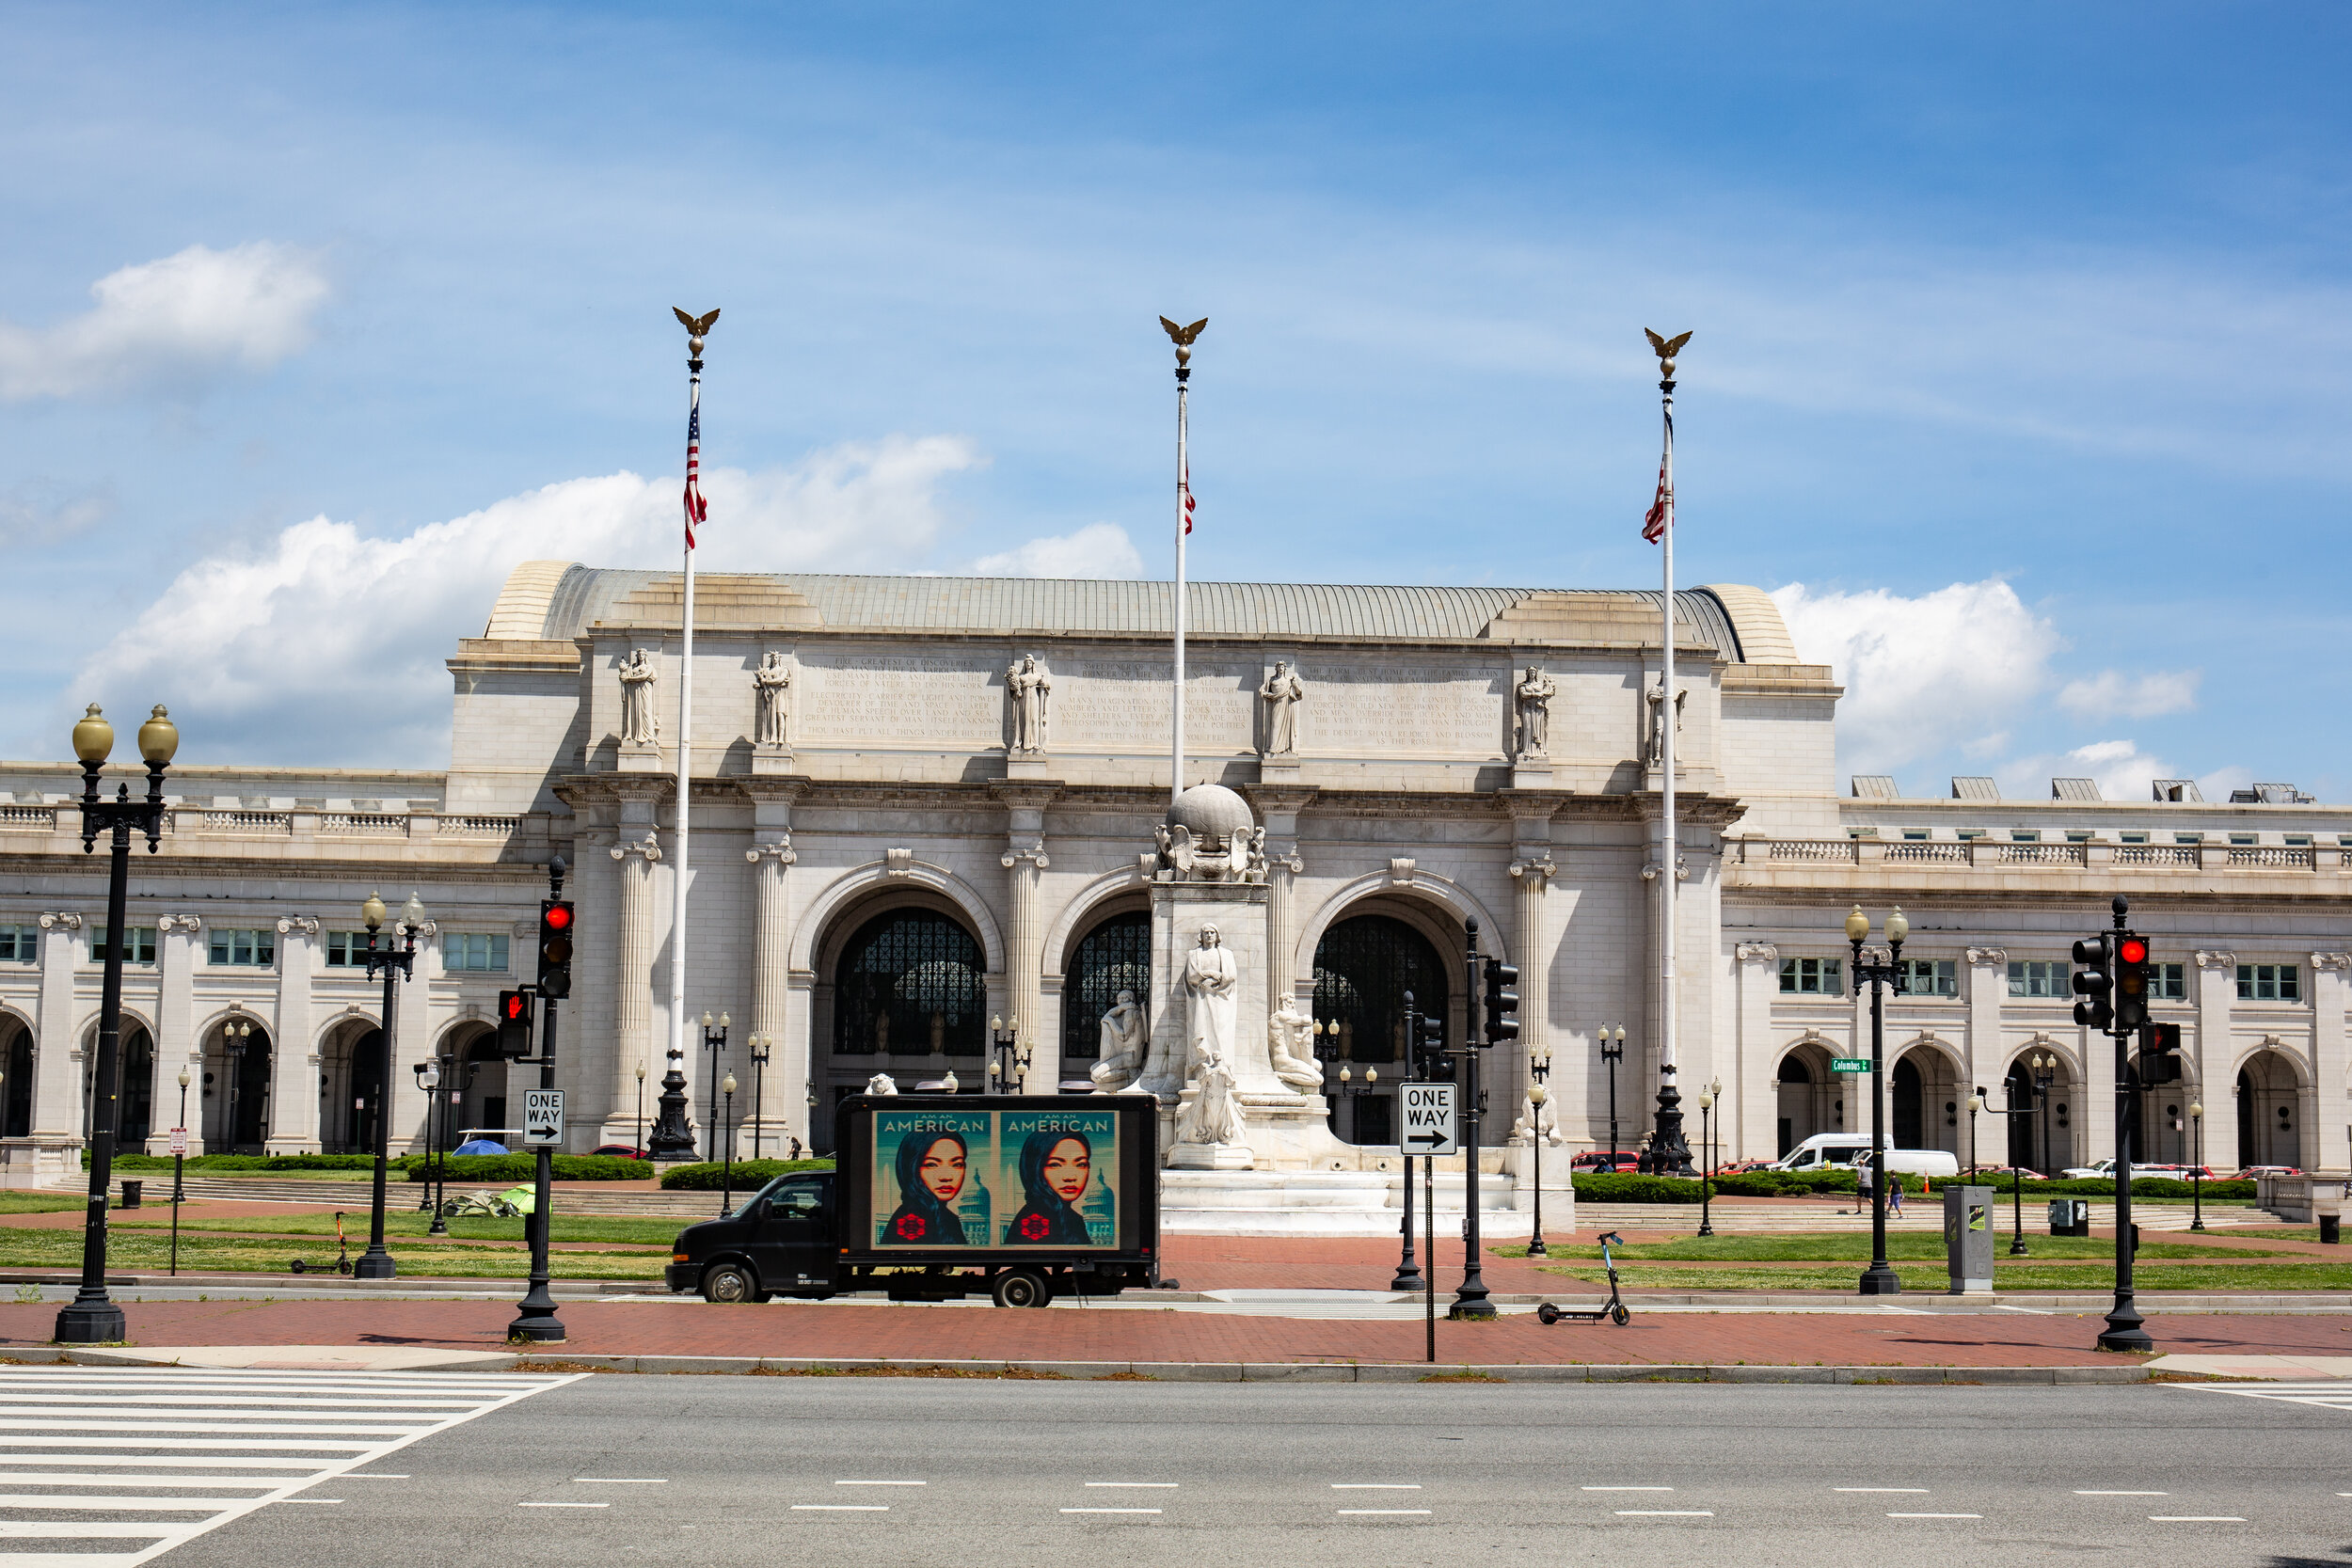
[2048,1198,2090,1237]
[1945,1184,1994,1294]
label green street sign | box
[1831,1056,1870,1074]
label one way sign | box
[1401,1082,1456,1156]
[523,1089,564,1148]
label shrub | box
[100,1153,385,1174]
[1711,1168,1857,1197]
[1568,1173,1704,1204]
[402,1154,651,1182]
[660,1159,834,1190]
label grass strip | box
[0,1228,664,1279]
[1540,1261,2352,1291]
[111,1212,687,1245]
[1492,1232,2284,1263]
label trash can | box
[2047,1198,2090,1237]
[1944,1184,1994,1294]
[119,1180,142,1210]
[2322,1215,2341,1245]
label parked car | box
[1963,1164,2045,1180]
[2060,1160,2213,1181]
[592,1145,648,1161]
[1712,1159,1778,1178]
[2237,1164,2302,1180]
[1571,1150,1645,1173]
[1775,1134,1871,1172]
[1853,1148,1961,1179]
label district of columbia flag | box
[682,402,707,549]
[1182,455,1195,535]
[1641,410,1674,544]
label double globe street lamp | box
[355,889,429,1280]
[57,704,178,1346]
[1845,905,1910,1297]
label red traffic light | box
[543,903,572,931]
[502,991,527,1022]
[2118,936,2148,965]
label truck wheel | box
[991,1269,1051,1309]
[702,1262,762,1304]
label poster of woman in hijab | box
[999,1110,1119,1247]
[872,1110,993,1246]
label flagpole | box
[671,309,715,1125]
[1161,317,1204,806]
[1645,328,1692,1176]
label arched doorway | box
[455,1033,510,1147]
[1774,1038,1836,1156]
[1891,1045,1963,1155]
[203,1023,273,1153]
[833,909,987,1061]
[1310,913,1449,1147]
[120,1030,155,1147]
[328,1028,386,1156]
[2,1021,31,1138]
[2236,1050,2301,1168]
[1892,1056,1923,1148]
[1062,910,1150,1082]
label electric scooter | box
[1535,1230,1630,1325]
[288,1211,353,1275]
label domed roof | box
[1166,784,1256,845]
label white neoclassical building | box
[0,562,2344,1195]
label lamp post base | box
[54,1299,126,1345]
[1857,1263,1903,1296]
[1390,1262,1424,1290]
[2097,1299,2152,1354]
[352,1247,397,1281]
[508,1288,564,1344]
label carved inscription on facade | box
[797,655,998,744]
[1308,664,1505,754]
[1053,660,1258,752]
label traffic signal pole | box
[1450,921,1495,1321]
[510,855,567,1344]
[2099,895,2152,1354]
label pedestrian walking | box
[787,1135,803,1161]
[1887,1173,1906,1218]
[1851,1158,1872,1218]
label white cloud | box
[0,242,329,401]
[970,521,1143,579]
[1771,578,2061,773]
[1999,738,2175,803]
[0,480,112,546]
[2057,668,2201,720]
[71,436,983,764]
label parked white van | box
[1775,1135,1960,1179]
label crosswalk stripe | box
[0,1368,576,1562]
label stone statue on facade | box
[1090,989,1148,1092]
[1173,1053,1248,1148]
[1516,664,1556,758]
[1258,661,1304,754]
[1183,924,1239,1073]
[1006,655,1052,752]
[753,651,791,747]
[866,1072,898,1097]
[1645,681,1686,768]
[1265,1003,1325,1092]
[618,649,660,745]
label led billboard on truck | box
[870,1106,1120,1249]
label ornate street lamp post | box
[1599,1025,1627,1171]
[1527,1040,1553,1257]
[169,1067,190,1277]
[649,1030,696,1161]
[413,1059,440,1230]
[57,703,177,1346]
[2189,1100,2206,1231]
[1846,905,1910,1296]
[354,890,428,1281]
[989,1015,1028,1095]
[1695,1084,1717,1238]
[700,1011,730,1162]
[2032,1051,2058,1183]
[1391,991,1426,1291]
[748,1035,771,1160]
[634,1060,648,1158]
[719,1073,738,1214]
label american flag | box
[682,401,707,549]
[1641,410,1673,544]
[1182,454,1196,535]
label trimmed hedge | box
[1569,1170,2249,1205]
[659,1159,834,1191]
[101,1153,384,1174]
[402,1154,652,1183]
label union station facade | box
[0,562,2344,1186]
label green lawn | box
[0,1227,666,1279]
[1540,1260,2352,1291]
[1493,1233,2285,1263]
[0,1193,87,1215]
[112,1212,687,1245]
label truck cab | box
[667,1170,837,1304]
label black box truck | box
[664,1094,1165,1307]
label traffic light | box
[1418,1008,1445,1071]
[2070,934,2112,1030]
[496,989,533,1059]
[2136,1021,2184,1084]
[1482,958,1520,1047]
[537,899,574,1000]
[2112,930,2150,1034]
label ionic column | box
[1001,840,1048,1092]
[1733,942,1779,1161]
[2195,949,2237,1174]
[266,917,323,1154]
[2308,953,2349,1174]
[610,832,662,1136]
[151,915,203,1154]
[25,914,85,1179]
[745,834,796,1148]
[1506,850,1557,1144]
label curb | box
[484,1357,2151,1385]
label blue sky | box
[2,2,2347,799]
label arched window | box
[2,1023,30,1138]
[1311,914,1447,1065]
[1063,911,1150,1066]
[834,910,985,1059]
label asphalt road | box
[165,1376,2352,1567]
